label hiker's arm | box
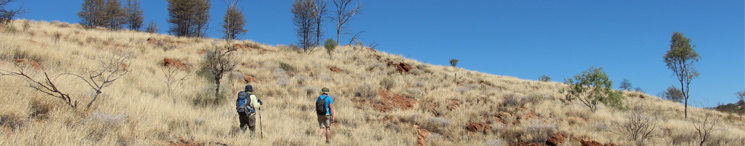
[329,103,335,122]
[250,95,261,109]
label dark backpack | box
[236,91,255,116]
[316,95,328,115]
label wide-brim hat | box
[245,85,254,92]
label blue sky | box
[7,0,744,107]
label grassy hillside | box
[1,20,744,146]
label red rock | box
[580,139,603,146]
[329,67,341,73]
[163,58,186,69]
[415,125,430,146]
[146,38,157,43]
[121,63,128,71]
[515,142,542,146]
[446,100,460,110]
[14,59,41,71]
[546,134,566,146]
[244,75,258,83]
[465,122,491,134]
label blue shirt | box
[317,94,333,115]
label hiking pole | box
[259,107,263,138]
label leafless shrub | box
[161,65,187,94]
[205,45,237,100]
[614,111,657,145]
[68,52,131,110]
[2,52,130,111]
[694,112,720,146]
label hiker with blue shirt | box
[236,85,262,134]
[316,87,335,143]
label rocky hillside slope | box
[1,20,744,146]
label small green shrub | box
[324,38,336,58]
[380,77,395,90]
[559,66,625,112]
[539,75,551,82]
[449,59,458,67]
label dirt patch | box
[374,89,416,112]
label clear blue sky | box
[7,0,744,107]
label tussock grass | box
[0,20,744,145]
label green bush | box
[539,75,551,82]
[324,38,336,57]
[449,59,458,67]
[560,67,625,112]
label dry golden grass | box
[1,20,745,146]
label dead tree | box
[1,53,129,111]
[1,64,77,109]
[693,112,720,146]
[331,0,362,45]
[67,52,130,110]
[207,45,236,100]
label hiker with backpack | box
[236,85,262,134]
[316,87,335,143]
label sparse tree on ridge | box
[222,0,247,41]
[324,38,336,59]
[663,32,700,119]
[315,0,328,47]
[449,59,458,67]
[78,0,107,28]
[125,0,143,31]
[0,0,26,25]
[736,89,745,102]
[103,0,126,30]
[291,0,319,52]
[560,67,625,112]
[619,78,632,91]
[661,85,684,103]
[331,0,362,45]
[145,20,158,33]
[539,75,551,82]
[207,45,237,100]
[167,0,210,37]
